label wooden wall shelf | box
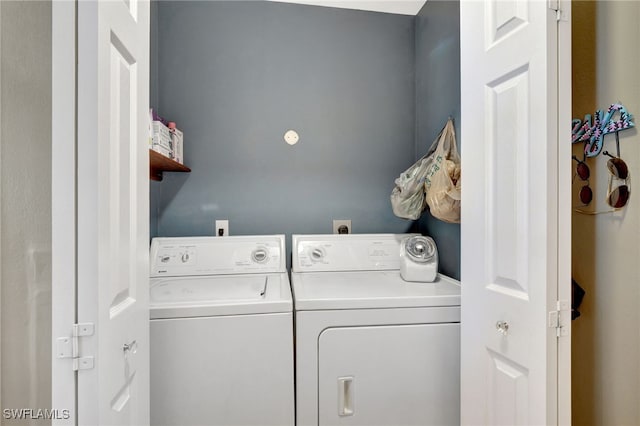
[149,149,191,181]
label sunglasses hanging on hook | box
[571,102,633,215]
[603,150,630,209]
[602,150,628,180]
[572,155,592,206]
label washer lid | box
[150,273,292,319]
[291,271,460,311]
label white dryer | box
[292,234,461,426]
[149,235,294,426]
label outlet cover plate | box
[215,220,229,237]
[333,219,351,234]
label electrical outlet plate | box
[333,219,351,234]
[216,220,229,237]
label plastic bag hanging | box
[390,157,430,220]
[424,118,461,223]
[390,121,446,220]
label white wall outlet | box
[333,219,351,234]
[216,220,229,237]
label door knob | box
[496,321,509,335]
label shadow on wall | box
[571,1,597,424]
[414,0,461,279]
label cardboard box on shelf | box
[152,121,172,152]
[151,143,173,159]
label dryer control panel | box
[150,235,285,277]
[292,234,420,272]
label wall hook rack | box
[599,132,624,159]
[571,102,634,158]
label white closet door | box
[460,1,571,425]
[77,1,150,423]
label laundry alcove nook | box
[148,0,461,278]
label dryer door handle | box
[338,376,354,417]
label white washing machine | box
[149,235,294,426]
[292,234,461,426]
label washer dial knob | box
[252,248,269,263]
[310,247,325,262]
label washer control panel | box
[158,246,197,267]
[150,235,286,277]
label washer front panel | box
[151,312,294,426]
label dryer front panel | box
[318,323,460,426]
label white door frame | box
[52,1,77,424]
[0,0,3,413]
[557,2,572,424]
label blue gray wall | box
[414,0,461,279]
[150,1,416,247]
[150,1,461,277]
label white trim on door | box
[51,1,77,424]
[0,1,3,412]
[557,2,572,424]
